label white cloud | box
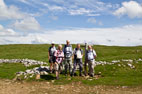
[87,18,103,25]
[42,3,64,11]
[49,15,58,20]
[87,13,100,16]
[0,0,28,20]
[114,1,142,18]
[87,18,96,24]
[0,24,17,36]
[19,0,29,4]
[0,0,41,32]
[13,17,41,31]
[1,24,142,46]
[69,8,93,15]
[30,0,119,16]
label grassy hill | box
[0,44,142,62]
[0,44,142,86]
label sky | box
[0,0,142,46]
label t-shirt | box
[54,50,64,63]
[74,48,83,59]
[85,49,97,60]
[48,46,56,56]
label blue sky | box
[0,0,142,46]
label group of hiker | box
[48,40,97,79]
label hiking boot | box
[79,73,83,77]
[71,73,74,77]
[90,74,94,77]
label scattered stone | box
[88,79,93,81]
[98,72,101,75]
[0,59,47,67]
[122,59,133,63]
[51,80,55,83]
[112,60,120,63]
[118,64,121,67]
[138,58,142,61]
[122,86,128,88]
[16,66,50,79]
[127,63,135,69]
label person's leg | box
[69,58,73,75]
[72,60,77,76]
[79,59,83,76]
[59,63,63,74]
[50,62,53,73]
[90,60,95,77]
[91,60,95,77]
[88,61,91,76]
[64,59,68,75]
[54,62,59,79]
[49,57,53,73]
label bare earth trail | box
[0,80,142,94]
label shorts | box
[49,56,55,63]
[54,63,63,71]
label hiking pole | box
[84,42,88,76]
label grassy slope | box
[0,44,142,61]
[0,63,26,79]
[0,44,142,86]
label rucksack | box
[49,46,56,56]
[64,45,72,58]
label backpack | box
[49,46,56,56]
[64,45,72,58]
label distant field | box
[0,44,142,62]
[0,44,142,86]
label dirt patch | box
[0,79,142,94]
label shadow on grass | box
[40,75,56,80]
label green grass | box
[0,63,27,79]
[0,44,142,86]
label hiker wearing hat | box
[48,41,56,73]
[54,44,64,79]
[85,45,97,77]
[63,40,73,76]
[71,44,83,76]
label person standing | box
[85,45,97,77]
[72,44,83,76]
[54,44,64,79]
[63,40,73,76]
[48,42,56,73]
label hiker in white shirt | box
[71,44,83,76]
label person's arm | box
[48,48,50,59]
[72,48,76,59]
[81,49,83,57]
[63,45,65,53]
[48,52,50,59]
[93,50,97,59]
[71,45,73,56]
